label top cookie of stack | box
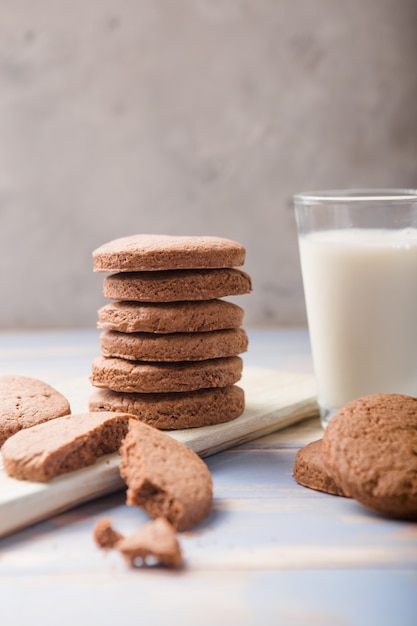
[89,234,252,430]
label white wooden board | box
[0,367,318,538]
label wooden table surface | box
[0,328,416,626]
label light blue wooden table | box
[0,329,416,626]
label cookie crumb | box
[93,518,124,550]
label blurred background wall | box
[1,0,417,329]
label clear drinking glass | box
[294,189,417,428]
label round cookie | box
[103,268,252,302]
[89,385,245,429]
[93,234,246,272]
[97,300,244,334]
[100,328,248,362]
[90,355,243,393]
[0,375,71,447]
[119,420,213,530]
[293,439,348,497]
[321,393,417,520]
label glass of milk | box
[294,189,417,428]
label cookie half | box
[1,412,136,482]
[293,439,348,497]
[97,300,244,334]
[93,234,246,272]
[90,355,243,393]
[322,393,417,520]
[103,268,252,302]
[89,385,245,429]
[100,328,248,362]
[119,420,213,530]
[0,375,70,447]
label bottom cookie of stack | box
[89,384,245,429]
[89,354,245,429]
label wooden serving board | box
[0,367,318,538]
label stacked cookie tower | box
[89,234,252,429]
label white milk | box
[298,227,417,413]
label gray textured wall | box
[1,0,417,329]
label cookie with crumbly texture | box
[119,420,213,531]
[116,518,183,568]
[293,439,348,497]
[0,375,71,447]
[93,234,246,272]
[1,412,136,482]
[322,393,417,520]
[91,355,243,393]
[103,268,252,302]
[97,300,244,334]
[89,385,245,429]
[93,518,125,550]
[100,328,248,362]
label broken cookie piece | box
[117,518,183,568]
[93,517,183,568]
[1,411,137,482]
[119,421,213,531]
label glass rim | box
[294,188,417,204]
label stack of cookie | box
[89,234,252,429]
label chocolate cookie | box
[93,234,246,272]
[119,420,213,530]
[100,328,248,362]
[97,300,244,334]
[89,385,245,429]
[90,355,243,393]
[293,439,348,497]
[0,375,71,447]
[321,393,417,520]
[1,411,136,482]
[103,268,252,302]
